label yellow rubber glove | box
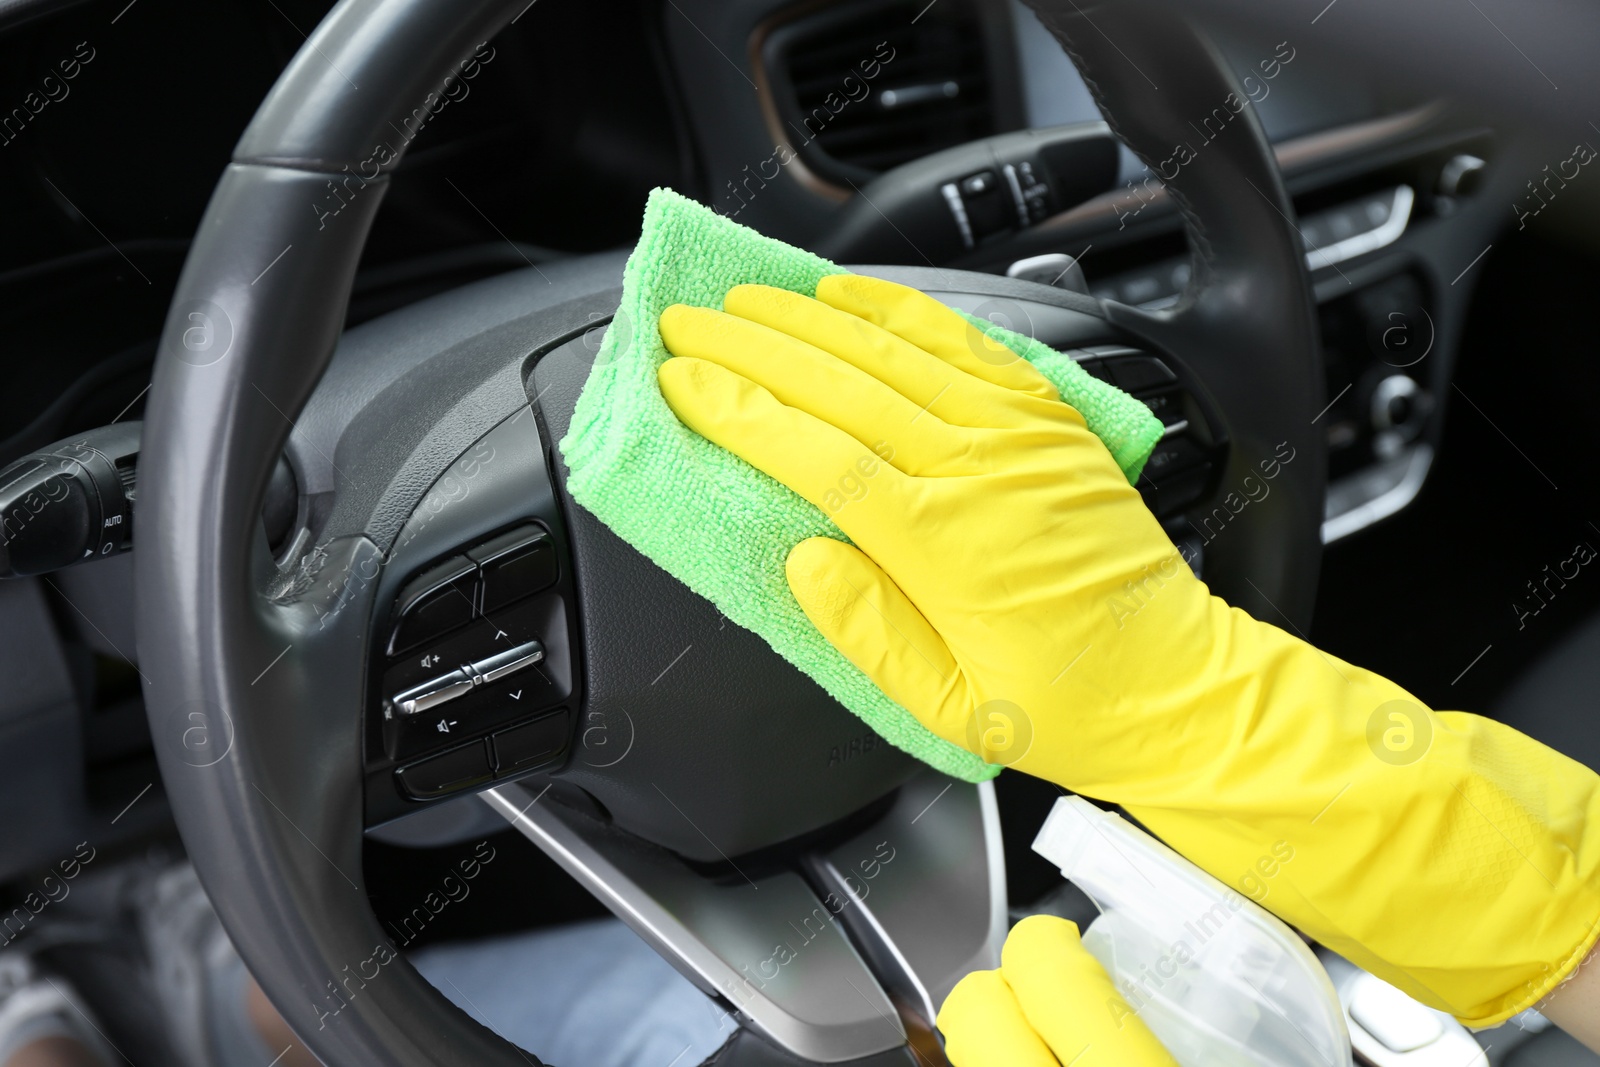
[938,916,1177,1067]
[656,275,1600,1028]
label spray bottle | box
[1032,796,1351,1067]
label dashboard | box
[1012,4,1379,151]
[0,0,1535,882]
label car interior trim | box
[1305,184,1415,272]
[481,781,910,1063]
[1322,441,1434,545]
[1038,101,1445,238]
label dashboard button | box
[396,741,492,800]
[493,711,571,775]
[469,526,558,614]
[1120,272,1163,305]
[960,170,996,196]
[389,557,478,656]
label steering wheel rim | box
[1023,0,1327,623]
[134,1,1323,1064]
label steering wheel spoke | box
[484,769,1005,1064]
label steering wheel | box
[133,0,1324,1063]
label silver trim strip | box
[482,770,1010,1061]
[1001,163,1030,229]
[975,777,1008,968]
[1305,185,1414,272]
[813,853,936,1021]
[391,670,473,717]
[940,181,975,249]
[879,81,959,110]
[474,640,545,683]
[481,783,905,1063]
[1322,442,1434,544]
[805,774,1007,1032]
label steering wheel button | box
[1071,356,1115,383]
[389,668,474,717]
[1141,389,1184,424]
[395,741,492,800]
[492,710,571,775]
[469,526,558,613]
[1138,463,1212,517]
[1142,435,1207,476]
[1108,355,1179,393]
[471,639,546,684]
[389,556,479,656]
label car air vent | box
[760,0,1002,187]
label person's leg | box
[221,918,738,1067]
[0,959,312,1067]
[410,918,738,1067]
[242,977,318,1067]
[139,861,729,1066]
[138,863,315,1067]
[3,1037,103,1067]
[0,955,115,1067]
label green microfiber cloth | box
[559,188,1163,783]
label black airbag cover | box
[530,335,921,863]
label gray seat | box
[1493,611,1600,774]
[1490,614,1600,1064]
[1504,1027,1600,1066]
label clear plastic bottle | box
[1032,796,1351,1067]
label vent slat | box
[774,0,994,177]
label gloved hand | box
[657,275,1600,1027]
[938,915,1176,1067]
